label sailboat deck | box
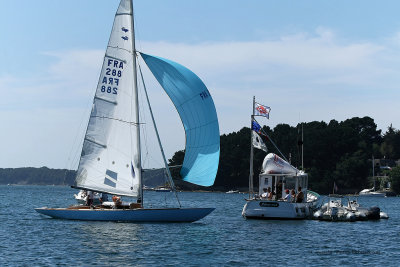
[65,203,143,210]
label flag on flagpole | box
[251,120,262,134]
[252,131,268,152]
[254,102,271,118]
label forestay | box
[75,0,140,197]
[141,53,220,187]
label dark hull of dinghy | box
[35,207,214,222]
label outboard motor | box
[367,206,380,220]
[380,211,389,219]
[330,207,338,221]
[313,210,323,219]
[346,212,356,222]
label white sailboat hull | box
[242,199,318,220]
[35,207,214,222]
[359,192,386,197]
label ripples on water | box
[1,185,399,266]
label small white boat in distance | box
[226,190,239,194]
[359,188,386,197]
[154,186,172,192]
[359,156,386,197]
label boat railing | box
[246,196,310,204]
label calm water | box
[1,185,399,266]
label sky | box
[1,0,400,169]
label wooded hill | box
[169,116,400,194]
[2,116,400,195]
[0,167,75,185]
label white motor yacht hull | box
[359,192,386,197]
[242,200,317,220]
[35,207,214,222]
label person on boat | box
[276,181,283,199]
[267,187,273,200]
[261,188,269,198]
[296,187,304,203]
[112,195,122,208]
[290,189,296,202]
[283,189,291,202]
[100,193,108,204]
[86,190,94,207]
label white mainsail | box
[75,0,140,197]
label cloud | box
[1,50,105,113]
[139,28,392,96]
[2,28,400,168]
[141,28,383,71]
[139,28,399,133]
[43,50,104,83]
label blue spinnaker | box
[140,53,220,187]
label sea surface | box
[1,185,399,266]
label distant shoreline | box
[1,184,250,194]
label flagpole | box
[302,123,304,171]
[249,96,255,199]
[253,117,289,163]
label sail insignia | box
[104,169,118,188]
[104,178,116,188]
[140,53,220,187]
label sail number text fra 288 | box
[100,59,124,95]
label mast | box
[372,154,375,191]
[301,123,304,170]
[130,0,143,203]
[249,96,255,199]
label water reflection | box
[72,222,145,263]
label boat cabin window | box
[284,177,296,192]
[259,174,308,200]
[258,175,285,199]
[298,175,308,191]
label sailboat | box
[359,155,385,197]
[242,97,320,220]
[35,0,220,222]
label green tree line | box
[0,167,75,185]
[2,116,400,195]
[169,116,400,194]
